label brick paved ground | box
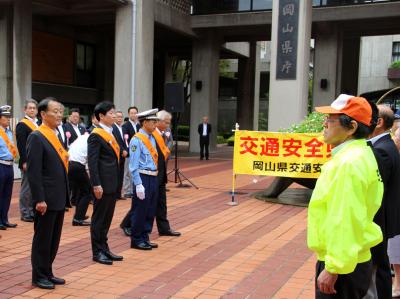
[0,147,315,299]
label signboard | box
[233,130,331,179]
[276,0,299,80]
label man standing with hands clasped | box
[88,101,123,265]
[27,98,70,289]
[307,94,384,298]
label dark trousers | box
[371,239,392,299]
[68,162,92,221]
[131,174,158,244]
[90,193,116,256]
[0,164,14,224]
[31,210,64,282]
[120,209,132,229]
[156,183,171,233]
[199,136,209,159]
[117,157,125,199]
[315,260,372,299]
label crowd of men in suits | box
[0,97,182,290]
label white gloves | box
[136,184,145,200]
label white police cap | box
[0,105,12,116]
[137,108,159,121]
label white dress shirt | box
[57,124,66,143]
[99,122,113,134]
[25,115,39,127]
[129,120,138,133]
[202,123,208,136]
[68,134,89,165]
[115,124,123,138]
[71,123,82,137]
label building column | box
[340,36,360,96]
[189,31,220,153]
[268,0,312,131]
[114,0,154,113]
[13,0,32,119]
[253,42,261,131]
[0,4,13,107]
[237,42,256,130]
[312,23,342,107]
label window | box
[393,42,400,62]
[75,42,96,87]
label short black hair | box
[38,97,59,116]
[338,115,371,139]
[69,108,80,115]
[94,101,115,121]
[128,106,138,114]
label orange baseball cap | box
[315,94,372,126]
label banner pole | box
[228,173,238,206]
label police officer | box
[0,105,17,230]
[129,109,159,250]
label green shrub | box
[390,60,400,69]
[177,125,189,141]
[227,135,235,146]
[217,135,226,144]
[279,111,325,133]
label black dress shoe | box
[72,219,91,226]
[159,230,181,237]
[0,224,6,230]
[104,251,123,261]
[93,252,113,265]
[121,227,131,236]
[21,216,34,222]
[49,276,65,285]
[32,279,55,289]
[131,242,152,250]
[146,241,158,248]
[4,222,17,228]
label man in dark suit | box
[367,104,400,298]
[121,106,140,198]
[87,113,99,133]
[88,101,123,265]
[197,116,212,160]
[112,111,128,200]
[27,98,71,289]
[63,108,86,147]
[16,99,39,222]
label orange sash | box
[135,132,158,167]
[38,124,69,172]
[20,118,37,132]
[152,130,170,161]
[0,128,17,159]
[92,128,120,162]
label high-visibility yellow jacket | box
[307,139,383,274]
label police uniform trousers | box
[68,161,92,221]
[90,193,116,256]
[0,164,14,225]
[131,173,158,245]
[19,171,34,218]
[32,210,64,282]
[315,260,372,299]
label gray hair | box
[24,99,38,109]
[157,110,172,121]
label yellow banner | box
[233,130,331,179]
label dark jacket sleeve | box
[208,124,212,135]
[198,124,201,135]
[88,133,101,187]
[26,133,45,205]
[16,123,30,167]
